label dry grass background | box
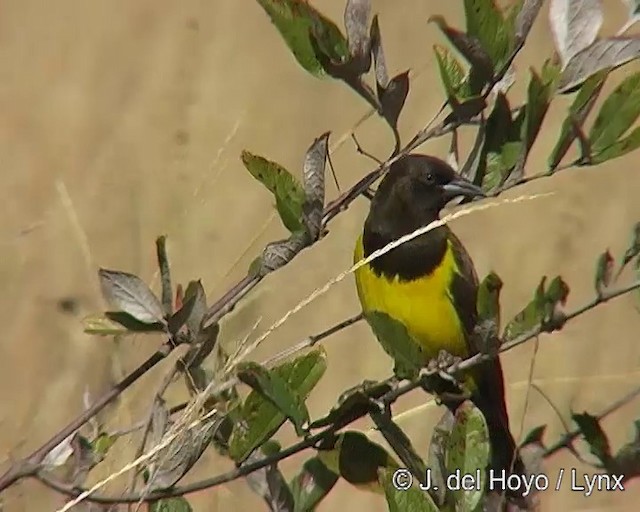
[2,0,640,510]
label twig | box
[544,384,640,457]
[28,281,640,504]
[529,383,592,466]
[0,343,174,491]
[126,363,180,508]
[351,133,382,164]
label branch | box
[29,281,640,504]
[0,343,175,491]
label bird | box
[353,153,525,493]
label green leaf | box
[363,311,427,380]
[477,271,503,327]
[370,414,429,490]
[229,348,327,462]
[309,380,392,429]
[521,424,547,447]
[476,271,503,354]
[482,141,523,191]
[426,411,455,507]
[478,93,522,190]
[521,65,558,154]
[503,275,570,340]
[463,0,513,71]
[255,0,348,78]
[433,45,469,101]
[241,150,306,233]
[290,457,339,512]
[610,419,640,478]
[236,361,310,438]
[446,401,490,512]
[275,185,306,234]
[149,496,193,512]
[378,467,439,511]
[502,276,547,341]
[92,432,116,458]
[622,222,640,270]
[544,276,570,313]
[594,250,615,298]
[591,126,640,164]
[317,431,398,493]
[548,69,608,170]
[572,412,612,465]
[590,71,640,154]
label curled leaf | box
[379,71,410,129]
[155,235,173,316]
[370,15,388,89]
[344,0,371,74]
[594,250,615,298]
[302,133,329,241]
[514,0,544,47]
[252,233,310,278]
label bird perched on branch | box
[353,154,525,497]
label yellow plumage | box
[354,234,468,360]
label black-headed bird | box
[353,154,524,489]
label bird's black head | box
[367,154,486,234]
[362,154,486,279]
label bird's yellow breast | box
[354,235,468,359]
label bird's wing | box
[446,231,481,356]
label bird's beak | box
[441,177,486,201]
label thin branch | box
[126,363,180,505]
[28,281,640,504]
[544,384,640,457]
[0,343,175,491]
[351,133,383,164]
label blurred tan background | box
[2,0,640,510]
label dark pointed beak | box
[441,177,486,201]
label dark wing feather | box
[446,230,481,355]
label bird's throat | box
[362,223,450,282]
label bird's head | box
[370,154,486,229]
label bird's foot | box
[426,350,462,378]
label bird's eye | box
[425,172,435,183]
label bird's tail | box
[471,358,526,497]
